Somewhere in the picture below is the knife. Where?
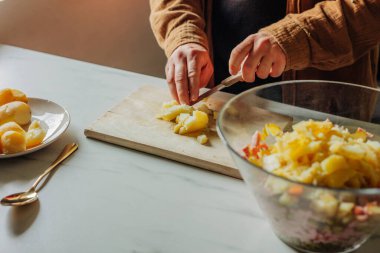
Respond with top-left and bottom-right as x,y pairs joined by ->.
189,73 -> 243,106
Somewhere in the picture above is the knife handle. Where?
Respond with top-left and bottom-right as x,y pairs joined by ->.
221,73 -> 243,87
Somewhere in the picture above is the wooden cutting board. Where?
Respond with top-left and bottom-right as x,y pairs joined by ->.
84,85 -> 242,178
84,85 -> 290,179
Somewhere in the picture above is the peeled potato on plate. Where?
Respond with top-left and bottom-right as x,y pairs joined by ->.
0,88 -> 28,106
0,101 -> 31,125
0,88 -> 47,154
0,122 -> 26,153
0,121 -> 26,135
26,120 -> 47,148
1,130 -> 26,154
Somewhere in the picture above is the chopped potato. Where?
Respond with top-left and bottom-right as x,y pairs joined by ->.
310,192 -> 339,217
195,103 -> 212,115
176,110 -> 209,134
156,101 -> 193,121
321,155 -> 348,175
175,113 -> 190,124
157,100 -> 214,144
213,111 -> 218,120
197,134 -> 208,145
243,119 -> 380,188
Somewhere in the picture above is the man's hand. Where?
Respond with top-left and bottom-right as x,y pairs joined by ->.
166,43 -> 213,104
229,32 -> 286,82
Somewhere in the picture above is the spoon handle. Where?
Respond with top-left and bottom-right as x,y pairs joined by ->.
30,143 -> 79,190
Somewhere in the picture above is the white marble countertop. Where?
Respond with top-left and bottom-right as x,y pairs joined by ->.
0,45 -> 379,253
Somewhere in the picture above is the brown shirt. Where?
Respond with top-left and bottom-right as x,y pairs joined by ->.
149,0 -> 380,87
212,0 -> 286,94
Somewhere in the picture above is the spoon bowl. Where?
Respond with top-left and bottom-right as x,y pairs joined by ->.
1,189 -> 38,206
1,143 -> 78,207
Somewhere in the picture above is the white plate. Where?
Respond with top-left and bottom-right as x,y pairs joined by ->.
0,98 -> 70,158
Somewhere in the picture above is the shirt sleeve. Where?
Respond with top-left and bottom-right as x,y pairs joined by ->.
260,0 -> 380,71
149,0 -> 209,57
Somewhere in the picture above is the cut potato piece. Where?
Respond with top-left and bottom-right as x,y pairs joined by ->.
0,88 -> 28,106
0,121 -> 25,136
321,155 -> 348,175
176,110 -> 208,134
158,100 -> 215,144
175,113 -> 190,124
26,120 -> 47,148
1,130 -> 26,154
0,101 -> 31,125
195,103 -> 212,115
157,104 -> 193,121
197,134 -> 208,145
0,88 -> 48,154
0,122 -> 26,153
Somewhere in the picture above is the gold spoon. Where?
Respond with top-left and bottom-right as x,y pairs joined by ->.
1,143 -> 78,206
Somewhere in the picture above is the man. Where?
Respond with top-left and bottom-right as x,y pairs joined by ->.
149,0 -> 380,107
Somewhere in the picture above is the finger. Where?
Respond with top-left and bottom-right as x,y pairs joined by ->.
270,52 -> 286,78
200,61 -> 214,88
241,49 -> 256,83
256,55 -> 273,79
270,61 -> 285,78
229,35 -> 256,75
166,63 -> 179,102
241,47 -> 264,83
241,39 -> 270,82
187,57 -> 201,102
175,61 -> 190,105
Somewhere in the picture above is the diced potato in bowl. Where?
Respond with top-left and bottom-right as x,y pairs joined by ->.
216,80 -> 380,253
242,119 -> 380,189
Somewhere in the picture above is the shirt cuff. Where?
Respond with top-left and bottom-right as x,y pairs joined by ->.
260,15 -> 311,71
164,22 -> 209,57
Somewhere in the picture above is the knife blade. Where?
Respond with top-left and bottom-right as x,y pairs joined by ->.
189,73 -> 242,106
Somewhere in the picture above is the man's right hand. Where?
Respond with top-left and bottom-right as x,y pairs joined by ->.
165,43 -> 214,105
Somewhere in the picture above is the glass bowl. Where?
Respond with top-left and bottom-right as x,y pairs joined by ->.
217,80 -> 380,253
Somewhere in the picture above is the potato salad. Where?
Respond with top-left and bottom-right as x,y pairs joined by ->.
243,119 -> 380,188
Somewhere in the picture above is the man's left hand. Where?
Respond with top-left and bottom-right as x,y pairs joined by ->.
229,32 -> 286,82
